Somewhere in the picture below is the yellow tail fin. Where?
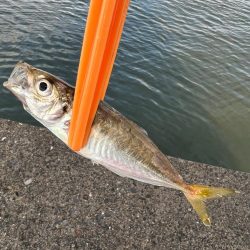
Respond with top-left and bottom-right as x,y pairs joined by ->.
184,184 -> 238,226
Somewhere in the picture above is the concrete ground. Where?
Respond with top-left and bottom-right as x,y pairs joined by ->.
0,119 -> 249,249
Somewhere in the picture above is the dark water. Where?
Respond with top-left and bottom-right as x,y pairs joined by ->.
0,0 -> 249,172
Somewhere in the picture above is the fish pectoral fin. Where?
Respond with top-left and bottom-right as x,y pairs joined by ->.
184,184 -> 238,226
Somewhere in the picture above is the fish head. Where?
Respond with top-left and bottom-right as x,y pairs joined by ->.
3,62 -> 74,128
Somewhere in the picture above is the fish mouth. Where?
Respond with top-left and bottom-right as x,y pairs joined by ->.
3,62 -> 31,107
3,80 -> 28,108
4,61 -> 30,89
3,81 -> 15,89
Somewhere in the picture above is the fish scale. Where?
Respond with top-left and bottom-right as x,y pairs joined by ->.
83,126 -> 166,184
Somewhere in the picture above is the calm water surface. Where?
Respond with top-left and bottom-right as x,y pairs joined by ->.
0,0 -> 249,171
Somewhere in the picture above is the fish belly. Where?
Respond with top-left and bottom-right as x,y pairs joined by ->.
79,134 -> 179,189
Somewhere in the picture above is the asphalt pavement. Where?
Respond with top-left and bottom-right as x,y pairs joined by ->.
0,119 -> 249,249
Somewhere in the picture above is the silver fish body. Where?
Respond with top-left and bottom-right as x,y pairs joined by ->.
4,62 -> 184,190
3,62 -> 236,226
80,102 -> 184,190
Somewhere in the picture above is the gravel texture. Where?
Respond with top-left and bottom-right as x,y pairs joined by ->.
0,119 -> 249,249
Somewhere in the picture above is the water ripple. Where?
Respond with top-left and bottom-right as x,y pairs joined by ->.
0,0 -> 250,171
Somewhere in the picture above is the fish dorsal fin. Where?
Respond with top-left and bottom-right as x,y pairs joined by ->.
98,102 -> 149,136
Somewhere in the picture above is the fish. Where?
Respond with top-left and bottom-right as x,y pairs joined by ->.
3,62 -> 237,226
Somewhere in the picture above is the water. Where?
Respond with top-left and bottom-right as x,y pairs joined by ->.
0,0 -> 249,172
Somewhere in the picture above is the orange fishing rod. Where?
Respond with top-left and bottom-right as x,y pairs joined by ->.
68,0 -> 130,151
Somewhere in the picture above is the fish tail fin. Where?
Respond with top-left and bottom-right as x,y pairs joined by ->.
184,184 -> 238,226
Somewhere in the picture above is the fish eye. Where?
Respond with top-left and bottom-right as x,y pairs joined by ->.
39,81 -> 48,91
36,79 -> 52,97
